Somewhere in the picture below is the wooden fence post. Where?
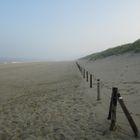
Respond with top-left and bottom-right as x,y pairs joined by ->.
76,62 -> 79,70
97,79 -> 100,100
86,71 -> 88,82
83,69 -> 85,79
117,93 -> 139,137
107,94 -> 113,120
80,66 -> 82,74
78,64 -> 80,71
90,74 -> 92,88
79,66 -> 81,73
110,87 -> 118,130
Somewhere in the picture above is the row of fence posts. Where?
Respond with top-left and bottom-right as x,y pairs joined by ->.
76,62 -> 139,137
76,62 -> 100,101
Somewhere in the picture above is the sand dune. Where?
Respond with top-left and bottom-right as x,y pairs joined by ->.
0,60 -> 139,139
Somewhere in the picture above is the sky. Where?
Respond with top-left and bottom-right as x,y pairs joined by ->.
0,0 -> 140,61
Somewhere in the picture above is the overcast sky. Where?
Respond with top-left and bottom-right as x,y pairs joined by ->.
0,0 -> 140,61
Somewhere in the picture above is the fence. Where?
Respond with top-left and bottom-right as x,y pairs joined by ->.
76,61 -> 139,137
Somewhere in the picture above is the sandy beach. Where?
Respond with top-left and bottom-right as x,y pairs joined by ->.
0,59 -> 139,140
78,52 -> 140,139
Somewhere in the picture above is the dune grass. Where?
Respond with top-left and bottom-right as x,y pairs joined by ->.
81,39 -> 140,61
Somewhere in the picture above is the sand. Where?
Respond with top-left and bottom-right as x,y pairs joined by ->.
0,58 -> 139,139
78,52 -> 140,139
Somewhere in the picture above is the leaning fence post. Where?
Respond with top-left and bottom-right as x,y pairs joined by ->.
97,79 -> 100,100
90,74 -> 92,88
110,87 -> 118,130
117,93 -> 139,137
86,71 -> 88,82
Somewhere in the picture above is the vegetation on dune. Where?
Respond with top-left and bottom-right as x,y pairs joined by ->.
81,39 -> 140,61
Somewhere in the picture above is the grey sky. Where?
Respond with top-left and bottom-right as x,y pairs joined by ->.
0,0 -> 140,61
